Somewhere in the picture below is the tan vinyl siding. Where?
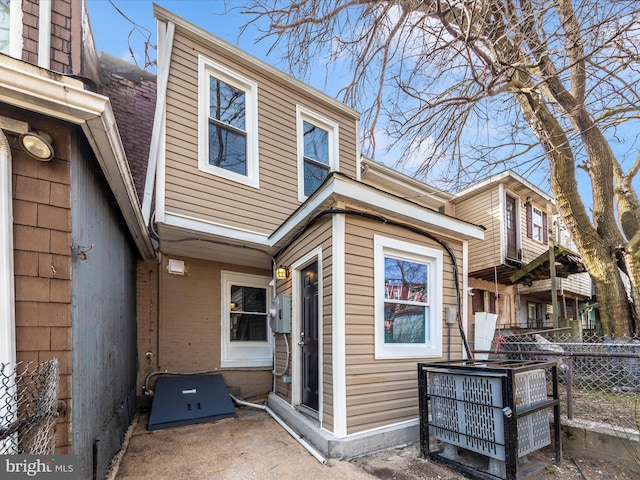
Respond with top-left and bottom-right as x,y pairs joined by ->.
343,215 -> 464,434
163,29 -> 359,234
157,255 -> 272,397
273,217 -> 335,431
519,200 -> 552,263
454,188 -> 501,272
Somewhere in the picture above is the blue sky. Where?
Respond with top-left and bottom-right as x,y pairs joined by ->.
86,1 -> 638,210
88,1 -> 305,84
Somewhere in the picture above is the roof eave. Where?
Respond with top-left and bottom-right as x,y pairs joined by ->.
0,56 -> 155,259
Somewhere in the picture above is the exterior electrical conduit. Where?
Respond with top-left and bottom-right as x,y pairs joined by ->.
229,394 -> 327,465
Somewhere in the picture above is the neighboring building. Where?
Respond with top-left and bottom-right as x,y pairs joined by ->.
0,1 -> 154,478
138,5 -> 483,458
451,171 -> 591,343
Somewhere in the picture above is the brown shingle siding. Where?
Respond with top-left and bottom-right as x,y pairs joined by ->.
52,0 -> 71,17
37,203 -> 71,231
9,111 -> 74,454
14,175 -> 52,204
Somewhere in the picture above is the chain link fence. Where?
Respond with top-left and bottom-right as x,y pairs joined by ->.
1,359 -> 59,455
492,331 -> 640,431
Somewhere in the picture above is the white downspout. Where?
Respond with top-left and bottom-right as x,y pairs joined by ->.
0,128 -> 17,453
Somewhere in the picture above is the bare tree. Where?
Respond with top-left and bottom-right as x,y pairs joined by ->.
243,0 -> 640,336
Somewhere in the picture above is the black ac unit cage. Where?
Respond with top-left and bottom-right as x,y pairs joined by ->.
418,359 -> 561,480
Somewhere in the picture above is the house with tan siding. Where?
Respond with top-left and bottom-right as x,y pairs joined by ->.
139,5 -> 484,458
451,170 -> 592,345
1,1 -> 154,478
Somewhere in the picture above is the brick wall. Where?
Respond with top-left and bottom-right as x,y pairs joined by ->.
21,0 -> 75,74
8,106 -> 73,453
100,57 -> 157,203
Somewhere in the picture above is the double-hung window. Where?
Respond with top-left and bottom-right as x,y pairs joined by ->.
221,271 -> 272,367
526,202 -> 548,244
532,207 -> 544,242
374,235 -> 443,359
297,106 -> 338,201
199,56 -> 259,187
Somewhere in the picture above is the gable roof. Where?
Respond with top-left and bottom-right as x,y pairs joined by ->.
452,170 -> 554,207
153,4 -> 359,120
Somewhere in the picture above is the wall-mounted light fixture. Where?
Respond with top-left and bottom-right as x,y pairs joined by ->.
0,117 -> 55,161
19,131 -> 54,161
275,266 -> 289,280
166,258 -> 187,275
525,196 -> 533,206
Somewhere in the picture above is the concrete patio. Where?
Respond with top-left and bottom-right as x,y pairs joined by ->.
106,402 -> 640,480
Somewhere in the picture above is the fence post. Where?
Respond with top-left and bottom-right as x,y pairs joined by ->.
565,355 -> 573,420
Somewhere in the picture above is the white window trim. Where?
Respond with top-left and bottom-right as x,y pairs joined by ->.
374,235 -> 443,359
296,105 -> 339,202
3,0 -> 23,58
532,206 -> 544,242
220,271 -> 272,367
198,55 -> 259,188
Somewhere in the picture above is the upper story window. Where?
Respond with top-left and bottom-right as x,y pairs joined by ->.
374,235 -> 443,359
532,207 -> 544,242
199,56 -> 259,188
526,202 -> 548,244
297,106 -> 338,201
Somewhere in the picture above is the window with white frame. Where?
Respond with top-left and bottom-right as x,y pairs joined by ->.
0,0 -> 20,57
532,207 -> 544,242
221,271 -> 272,367
374,235 -> 443,359
199,56 -> 259,187
297,106 -> 338,200
0,1 -> 10,54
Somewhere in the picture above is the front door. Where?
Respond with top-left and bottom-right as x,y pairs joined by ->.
300,262 -> 319,411
506,195 -> 518,258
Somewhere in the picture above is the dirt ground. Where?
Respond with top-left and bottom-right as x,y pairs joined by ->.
109,406 -> 640,480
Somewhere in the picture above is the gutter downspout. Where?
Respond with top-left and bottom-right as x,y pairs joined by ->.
0,129 -> 17,453
0,129 -> 16,366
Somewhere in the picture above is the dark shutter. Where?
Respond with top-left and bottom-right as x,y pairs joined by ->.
472,289 -> 484,313
489,292 -> 497,314
526,203 -> 533,238
542,212 -> 548,244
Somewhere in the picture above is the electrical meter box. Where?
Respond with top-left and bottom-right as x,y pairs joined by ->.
272,294 -> 292,333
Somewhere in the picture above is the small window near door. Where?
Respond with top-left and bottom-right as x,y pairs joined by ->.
230,285 -> 268,342
221,271 -> 271,367
374,235 -> 443,359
